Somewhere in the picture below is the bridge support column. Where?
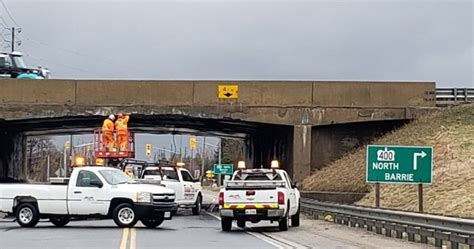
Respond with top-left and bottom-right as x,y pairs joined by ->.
292,125 -> 311,182
0,132 -> 26,182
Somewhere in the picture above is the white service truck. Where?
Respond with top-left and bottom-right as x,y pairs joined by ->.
140,164 -> 203,215
219,163 -> 300,231
0,166 -> 178,228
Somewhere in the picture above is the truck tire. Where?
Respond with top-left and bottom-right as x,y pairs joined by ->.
221,217 -> 232,231
50,216 -> 70,227
16,203 -> 40,227
113,203 -> 138,228
192,195 -> 202,215
141,217 -> 164,228
279,204 -> 290,231
237,219 -> 245,228
291,204 -> 300,227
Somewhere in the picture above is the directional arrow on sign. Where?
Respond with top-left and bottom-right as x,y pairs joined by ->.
224,92 -> 233,98
413,151 -> 427,170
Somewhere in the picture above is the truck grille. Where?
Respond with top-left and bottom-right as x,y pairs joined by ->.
153,193 -> 175,203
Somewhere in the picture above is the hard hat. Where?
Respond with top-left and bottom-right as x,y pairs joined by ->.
109,114 -> 115,120
118,113 -> 123,118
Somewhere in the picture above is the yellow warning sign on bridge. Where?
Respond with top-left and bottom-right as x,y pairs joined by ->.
218,85 -> 239,99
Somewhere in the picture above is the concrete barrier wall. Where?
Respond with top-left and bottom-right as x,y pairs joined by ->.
0,79 -> 75,105
312,81 -> 435,107
75,80 -> 193,106
0,79 -> 435,107
193,81 -> 313,106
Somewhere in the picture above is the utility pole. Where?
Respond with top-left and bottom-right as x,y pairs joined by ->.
11,27 -> 14,52
218,139 -> 222,186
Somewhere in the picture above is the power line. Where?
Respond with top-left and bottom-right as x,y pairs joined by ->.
24,37 -> 151,76
24,53 -> 109,78
0,14 -> 8,27
0,0 -> 19,27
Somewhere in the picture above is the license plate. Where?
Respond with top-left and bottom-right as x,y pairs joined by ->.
245,209 -> 257,215
164,212 -> 171,218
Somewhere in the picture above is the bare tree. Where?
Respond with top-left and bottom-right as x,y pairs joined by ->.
26,137 -> 62,182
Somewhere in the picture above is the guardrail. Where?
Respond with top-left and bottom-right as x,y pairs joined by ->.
436,88 -> 474,105
301,198 -> 474,249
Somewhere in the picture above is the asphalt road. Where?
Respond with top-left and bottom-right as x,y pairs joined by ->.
0,210 -> 275,249
0,209 -> 432,249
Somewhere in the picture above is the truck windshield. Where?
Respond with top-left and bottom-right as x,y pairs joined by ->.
234,172 -> 282,181
99,169 -> 135,185
161,168 -> 179,181
143,169 -> 162,177
11,55 -> 26,68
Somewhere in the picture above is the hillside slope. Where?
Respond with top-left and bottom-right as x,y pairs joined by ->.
302,104 -> 474,217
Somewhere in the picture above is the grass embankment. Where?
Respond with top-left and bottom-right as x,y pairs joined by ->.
303,104 -> 474,217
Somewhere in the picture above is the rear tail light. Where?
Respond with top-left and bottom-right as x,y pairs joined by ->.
278,191 -> 285,205
246,190 -> 255,196
219,192 -> 224,206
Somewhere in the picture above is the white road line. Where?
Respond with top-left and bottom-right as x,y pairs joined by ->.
130,228 -> 137,249
204,211 -> 307,249
119,228 -> 129,249
259,231 -> 310,249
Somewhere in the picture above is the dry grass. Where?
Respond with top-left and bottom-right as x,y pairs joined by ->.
302,104 -> 474,217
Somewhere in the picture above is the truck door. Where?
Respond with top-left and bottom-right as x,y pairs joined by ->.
180,169 -> 197,203
68,170 -> 108,215
283,171 -> 297,215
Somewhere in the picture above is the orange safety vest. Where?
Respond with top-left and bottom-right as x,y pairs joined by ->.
102,119 -> 114,134
115,116 -> 129,136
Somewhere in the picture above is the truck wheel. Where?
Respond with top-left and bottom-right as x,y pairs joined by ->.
50,216 -> 70,227
221,217 -> 232,231
113,203 -> 138,228
141,217 -> 164,228
16,203 -> 40,227
192,195 -> 202,215
291,204 -> 300,227
279,205 -> 290,231
237,219 -> 245,228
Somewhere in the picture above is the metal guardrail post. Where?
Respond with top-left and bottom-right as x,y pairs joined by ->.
454,88 -> 458,103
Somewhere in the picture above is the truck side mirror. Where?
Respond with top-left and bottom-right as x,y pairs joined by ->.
90,179 -> 103,188
292,182 -> 301,189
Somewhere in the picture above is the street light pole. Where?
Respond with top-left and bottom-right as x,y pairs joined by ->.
218,139 -> 222,186
201,137 -> 206,182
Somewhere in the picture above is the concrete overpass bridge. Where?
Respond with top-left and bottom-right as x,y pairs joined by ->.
0,79 -> 436,182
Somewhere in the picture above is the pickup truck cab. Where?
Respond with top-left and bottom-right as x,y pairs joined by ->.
0,166 -> 177,228
219,163 -> 300,231
140,164 -> 203,215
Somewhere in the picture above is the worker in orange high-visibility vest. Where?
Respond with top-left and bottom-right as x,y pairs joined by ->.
115,113 -> 130,152
102,114 -> 116,151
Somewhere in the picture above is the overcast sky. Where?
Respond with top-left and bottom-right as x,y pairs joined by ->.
0,0 -> 471,87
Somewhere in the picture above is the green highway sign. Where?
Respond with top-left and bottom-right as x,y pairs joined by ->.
366,145 -> 433,184
212,164 -> 234,175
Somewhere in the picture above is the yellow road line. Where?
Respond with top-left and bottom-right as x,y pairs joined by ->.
130,228 -> 137,249
119,228 -> 129,249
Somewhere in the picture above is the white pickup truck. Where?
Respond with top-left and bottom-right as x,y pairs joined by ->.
219,167 -> 300,231
140,164 -> 203,215
0,166 -> 178,228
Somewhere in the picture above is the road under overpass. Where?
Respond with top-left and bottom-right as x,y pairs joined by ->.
0,79 -> 436,182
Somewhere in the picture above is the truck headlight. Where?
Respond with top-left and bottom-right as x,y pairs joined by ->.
136,192 -> 152,203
